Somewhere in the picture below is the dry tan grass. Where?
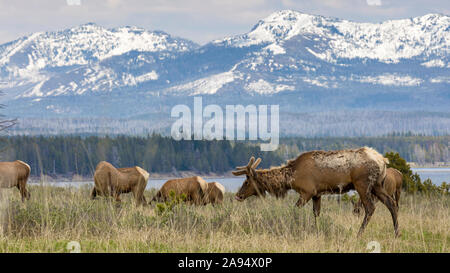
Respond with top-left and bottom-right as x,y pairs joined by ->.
0,184 -> 448,253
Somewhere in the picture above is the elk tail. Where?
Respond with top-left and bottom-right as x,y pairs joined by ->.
379,160 -> 388,185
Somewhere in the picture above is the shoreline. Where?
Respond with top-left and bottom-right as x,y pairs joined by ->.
408,162 -> 450,168
29,171 -> 237,183
28,165 -> 450,183
29,166 -> 450,183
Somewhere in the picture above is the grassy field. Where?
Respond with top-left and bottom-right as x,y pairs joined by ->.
0,184 -> 448,253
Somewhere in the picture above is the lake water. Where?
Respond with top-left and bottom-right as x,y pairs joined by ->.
30,177 -> 246,192
30,168 -> 449,192
412,168 -> 450,186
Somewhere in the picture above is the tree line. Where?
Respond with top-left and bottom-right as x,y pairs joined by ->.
281,135 -> 449,164
0,135 -> 283,177
0,134 -> 448,180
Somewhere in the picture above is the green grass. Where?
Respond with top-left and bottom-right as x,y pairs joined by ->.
0,185 -> 448,253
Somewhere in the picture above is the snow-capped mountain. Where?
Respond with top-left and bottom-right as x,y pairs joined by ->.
0,23 -> 196,68
0,10 -> 449,120
0,23 -> 198,97
218,11 -> 448,61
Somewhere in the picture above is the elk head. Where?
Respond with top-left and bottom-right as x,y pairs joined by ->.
232,156 -> 264,201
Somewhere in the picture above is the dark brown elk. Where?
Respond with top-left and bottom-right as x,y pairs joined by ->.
91,161 -> 149,206
0,160 -> 31,202
232,147 -> 400,237
204,182 -> 225,205
150,176 -> 207,205
353,167 -> 403,215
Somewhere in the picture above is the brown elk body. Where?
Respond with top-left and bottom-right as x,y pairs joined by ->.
204,182 -> 225,205
0,160 -> 31,202
232,147 -> 400,237
151,176 -> 207,205
91,161 -> 149,206
353,168 -> 403,215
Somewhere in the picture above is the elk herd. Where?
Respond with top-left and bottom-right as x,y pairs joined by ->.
0,146 -> 403,237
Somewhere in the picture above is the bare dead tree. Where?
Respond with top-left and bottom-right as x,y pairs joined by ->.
0,91 -> 17,133
0,118 -> 17,132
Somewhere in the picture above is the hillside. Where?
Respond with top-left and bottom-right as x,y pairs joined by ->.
0,10 -> 448,136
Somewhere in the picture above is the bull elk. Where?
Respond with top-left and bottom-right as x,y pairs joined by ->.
353,167 -> 403,215
232,147 -> 400,237
0,160 -> 31,202
91,161 -> 149,206
150,176 -> 208,205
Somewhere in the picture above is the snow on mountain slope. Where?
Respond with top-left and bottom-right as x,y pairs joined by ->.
0,23 -> 198,96
165,71 -> 240,96
0,10 -> 448,116
216,10 -> 449,63
0,23 -> 198,98
0,23 -> 197,68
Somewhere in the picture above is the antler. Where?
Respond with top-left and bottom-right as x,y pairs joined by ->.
252,158 -> 261,169
234,156 -> 255,170
232,170 -> 247,176
232,156 -> 262,176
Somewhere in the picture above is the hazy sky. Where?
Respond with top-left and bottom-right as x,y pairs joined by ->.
0,0 -> 448,45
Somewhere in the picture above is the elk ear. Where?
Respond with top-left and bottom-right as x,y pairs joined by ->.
232,170 -> 247,176
252,158 -> 261,169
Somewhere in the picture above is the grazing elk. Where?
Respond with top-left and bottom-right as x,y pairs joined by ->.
91,161 -> 149,206
204,182 -> 226,205
150,176 -> 207,205
353,167 -> 403,215
232,147 -> 400,237
0,160 -> 31,202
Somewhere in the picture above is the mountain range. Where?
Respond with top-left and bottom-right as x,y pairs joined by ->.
0,10 -> 449,136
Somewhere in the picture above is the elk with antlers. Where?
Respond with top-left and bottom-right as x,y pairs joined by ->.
232,147 -> 400,237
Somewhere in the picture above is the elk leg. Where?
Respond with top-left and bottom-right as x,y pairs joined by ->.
394,189 -> 401,208
113,190 -> 121,202
141,195 -> 147,206
132,188 -> 139,206
133,188 -> 146,207
312,196 -> 321,230
312,196 -> 321,217
358,195 -> 375,237
295,196 -> 306,207
149,192 -> 162,205
91,187 -> 97,199
295,191 -> 312,208
295,191 -> 314,227
352,198 -> 363,216
354,180 -> 376,237
19,186 -> 25,202
17,182 -> 29,202
21,188 -> 28,202
372,184 -> 400,237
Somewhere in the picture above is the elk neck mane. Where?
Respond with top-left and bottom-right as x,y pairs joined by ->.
255,159 -> 296,198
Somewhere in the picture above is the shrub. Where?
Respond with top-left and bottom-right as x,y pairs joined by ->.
384,152 -> 448,195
